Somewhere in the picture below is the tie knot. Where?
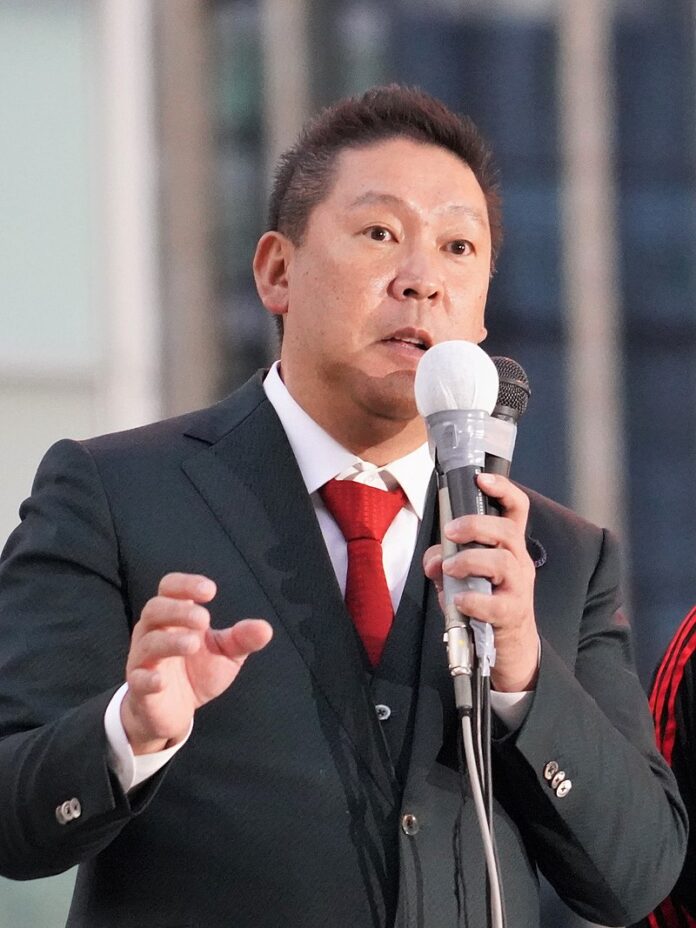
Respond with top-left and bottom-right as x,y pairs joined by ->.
320,478 -> 408,543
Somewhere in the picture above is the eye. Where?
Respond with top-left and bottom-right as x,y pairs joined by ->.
364,226 -> 394,242
447,239 -> 474,256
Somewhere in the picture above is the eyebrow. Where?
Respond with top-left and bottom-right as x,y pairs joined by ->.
347,191 -> 487,226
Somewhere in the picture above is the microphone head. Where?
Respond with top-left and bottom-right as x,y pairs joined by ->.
414,341 -> 499,417
491,356 -> 531,420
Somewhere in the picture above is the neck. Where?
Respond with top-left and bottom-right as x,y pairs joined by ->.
278,367 -> 427,465
327,415 -> 427,466
301,398 -> 427,465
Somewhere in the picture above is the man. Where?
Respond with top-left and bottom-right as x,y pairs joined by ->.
639,608 -> 696,927
0,85 -> 686,927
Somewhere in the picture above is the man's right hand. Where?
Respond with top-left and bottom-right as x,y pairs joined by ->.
121,573 -> 273,755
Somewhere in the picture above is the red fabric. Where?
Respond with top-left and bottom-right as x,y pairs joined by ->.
650,606 -> 696,764
645,606 -> 696,928
648,894 -> 696,927
320,478 -> 407,666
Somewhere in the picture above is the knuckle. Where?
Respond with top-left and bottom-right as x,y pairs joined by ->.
496,520 -> 516,547
158,572 -> 182,592
451,515 -> 473,537
137,632 -> 159,660
160,598 -> 203,624
487,597 -> 505,623
140,597 -> 174,625
128,667 -> 149,691
139,597 -> 161,621
190,603 -> 209,623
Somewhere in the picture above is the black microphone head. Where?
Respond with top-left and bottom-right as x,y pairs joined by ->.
491,356 -> 531,421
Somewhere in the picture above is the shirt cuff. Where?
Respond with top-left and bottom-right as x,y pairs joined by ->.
104,683 -> 192,793
489,689 -> 533,732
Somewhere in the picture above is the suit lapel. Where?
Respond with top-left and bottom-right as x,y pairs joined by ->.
403,492 -> 455,786
181,380 -> 397,803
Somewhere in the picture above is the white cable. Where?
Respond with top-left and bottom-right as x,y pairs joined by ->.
461,715 -> 505,928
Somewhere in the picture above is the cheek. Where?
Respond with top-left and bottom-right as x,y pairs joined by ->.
475,283 -> 489,309
320,262 -> 388,322
448,281 -> 488,334
325,238 -> 395,288
288,244 -> 393,342
461,270 -> 490,308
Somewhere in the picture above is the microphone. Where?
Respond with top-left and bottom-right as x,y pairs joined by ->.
414,340 -> 499,680
415,342 -> 508,926
414,340 -> 498,541
484,357 -> 531,518
485,357 -> 531,479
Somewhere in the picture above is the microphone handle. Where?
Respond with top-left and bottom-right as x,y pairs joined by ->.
442,464 -> 496,676
483,453 -> 511,517
445,463 -> 491,595
447,464 -> 488,521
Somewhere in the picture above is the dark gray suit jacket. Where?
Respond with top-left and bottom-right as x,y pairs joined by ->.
0,374 -> 686,927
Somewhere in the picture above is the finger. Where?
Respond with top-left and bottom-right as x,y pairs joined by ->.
444,514 -> 524,554
443,548 -> 516,588
452,590 -> 510,626
157,573 -> 217,602
476,473 -> 530,527
206,619 -> 273,663
130,628 -> 201,668
139,598 -> 211,632
453,588 -> 535,629
423,545 -> 443,581
128,666 -> 165,697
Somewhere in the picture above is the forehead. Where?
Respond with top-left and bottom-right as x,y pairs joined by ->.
324,137 -> 488,215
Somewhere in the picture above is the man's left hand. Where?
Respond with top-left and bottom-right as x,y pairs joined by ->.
423,473 -> 539,693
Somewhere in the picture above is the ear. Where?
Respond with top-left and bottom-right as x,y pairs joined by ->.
253,231 -> 294,317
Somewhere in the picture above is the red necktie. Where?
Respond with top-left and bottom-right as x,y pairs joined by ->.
320,478 -> 408,667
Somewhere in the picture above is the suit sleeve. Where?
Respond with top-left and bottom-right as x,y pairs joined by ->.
0,439 -> 164,879
639,608 -> 696,927
493,527 -> 688,926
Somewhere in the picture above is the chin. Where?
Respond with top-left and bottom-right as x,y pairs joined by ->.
362,370 -> 420,422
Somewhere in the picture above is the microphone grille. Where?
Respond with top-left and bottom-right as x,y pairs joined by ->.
414,341 -> 499,416
492,356 -> 531,416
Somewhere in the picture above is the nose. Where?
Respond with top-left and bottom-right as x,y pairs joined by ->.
390,250 -> 442,303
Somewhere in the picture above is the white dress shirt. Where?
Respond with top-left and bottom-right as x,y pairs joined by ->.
106,362 -> 530,791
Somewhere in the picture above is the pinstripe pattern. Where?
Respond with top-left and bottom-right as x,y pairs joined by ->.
646,608 -> 696,927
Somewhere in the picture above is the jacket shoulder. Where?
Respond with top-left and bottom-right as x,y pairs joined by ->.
81,372 -> 268,461
525,485 -> 607,545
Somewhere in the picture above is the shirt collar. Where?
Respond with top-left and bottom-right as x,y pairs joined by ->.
263,361 -> 432,519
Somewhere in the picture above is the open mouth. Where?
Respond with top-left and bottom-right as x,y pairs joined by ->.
383,330 -> 432,352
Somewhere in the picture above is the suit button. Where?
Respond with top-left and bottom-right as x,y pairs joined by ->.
556,779 -> 572,798
401,813 -> 419,836
543,761 -> 559,781
55,798 -> 81,825
375,704 -> 391,721
551,771 -> 566,790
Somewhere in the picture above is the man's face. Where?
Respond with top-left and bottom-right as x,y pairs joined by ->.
259,137 -> 493,439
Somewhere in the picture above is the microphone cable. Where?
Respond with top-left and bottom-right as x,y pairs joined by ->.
438,478 -> 505,928
416,343 -> 530,928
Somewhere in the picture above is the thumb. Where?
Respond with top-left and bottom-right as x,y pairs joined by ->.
207,618 -> 273,662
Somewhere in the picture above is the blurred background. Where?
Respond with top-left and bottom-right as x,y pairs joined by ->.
1,0 -> 694,925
